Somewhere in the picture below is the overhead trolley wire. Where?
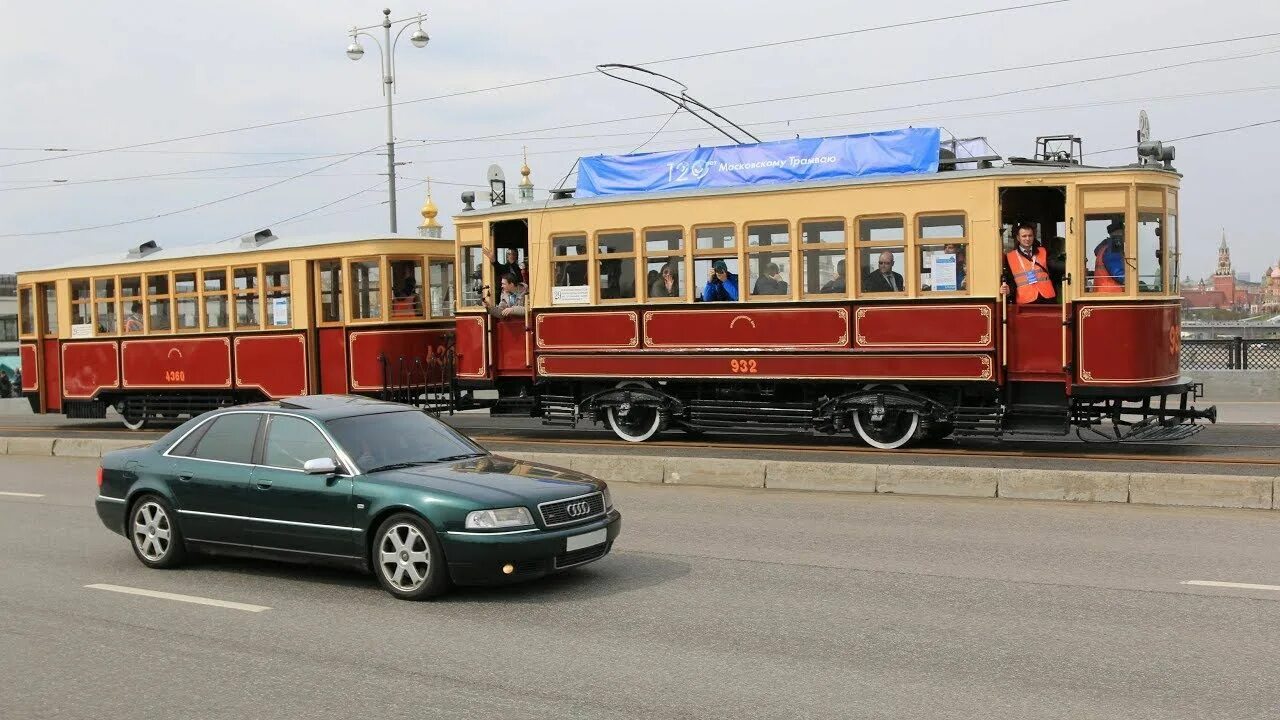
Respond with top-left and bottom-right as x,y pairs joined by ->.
0,146 -> 381,238
0,1 -> 1070,168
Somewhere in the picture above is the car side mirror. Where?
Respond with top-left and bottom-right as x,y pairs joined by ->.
303,457 -> 339,475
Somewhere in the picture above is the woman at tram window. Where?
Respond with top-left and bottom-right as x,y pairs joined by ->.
650,261 -> 680,298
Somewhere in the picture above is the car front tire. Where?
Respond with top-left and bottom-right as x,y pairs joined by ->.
372,513 -> 450,601
128,494 -> 187,569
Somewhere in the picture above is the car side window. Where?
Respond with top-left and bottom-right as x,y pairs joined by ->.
264,415 -> 334,471
190,414 -> 262,464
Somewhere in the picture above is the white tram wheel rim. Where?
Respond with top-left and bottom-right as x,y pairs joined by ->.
120,409 -> 147,432
852,383 -> 917,450
606,381 -> 662,443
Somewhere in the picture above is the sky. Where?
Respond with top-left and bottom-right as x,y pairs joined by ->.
2,0 -> 1278,280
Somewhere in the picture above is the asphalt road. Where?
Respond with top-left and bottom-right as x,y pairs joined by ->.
3,456 -> 1280,719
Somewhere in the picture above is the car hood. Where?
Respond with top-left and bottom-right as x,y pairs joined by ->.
369,455 -> 603,506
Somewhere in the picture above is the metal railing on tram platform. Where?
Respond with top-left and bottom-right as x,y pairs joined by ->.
1181,338 -> 1280,370
378,345 -> 457,416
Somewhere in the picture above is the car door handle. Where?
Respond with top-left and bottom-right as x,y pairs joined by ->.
254,480 -> 273,490
177,473 -> 193,482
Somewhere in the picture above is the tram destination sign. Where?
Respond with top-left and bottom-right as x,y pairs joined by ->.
576,127 -> 941,198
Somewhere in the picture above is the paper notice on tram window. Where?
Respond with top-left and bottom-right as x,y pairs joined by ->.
271,297 -> 290,326
70,324 -> 94,339
552,285 -> 591,305
932,254 -> 958,291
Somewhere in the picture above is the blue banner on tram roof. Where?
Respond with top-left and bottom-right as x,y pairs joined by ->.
575,127 -> 941,198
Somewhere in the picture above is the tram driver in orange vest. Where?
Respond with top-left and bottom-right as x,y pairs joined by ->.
1000,222 -> 1062,304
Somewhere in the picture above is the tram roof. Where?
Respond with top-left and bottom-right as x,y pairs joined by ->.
456,162 -> 1180,220
17,231 -> 451,275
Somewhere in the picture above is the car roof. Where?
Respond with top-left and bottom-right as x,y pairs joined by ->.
230,395 -> 417,422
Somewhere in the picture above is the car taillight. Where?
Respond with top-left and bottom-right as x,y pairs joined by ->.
96,467 -> 104,489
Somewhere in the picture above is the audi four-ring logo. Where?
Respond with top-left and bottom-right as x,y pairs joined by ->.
565,501 -> 592,517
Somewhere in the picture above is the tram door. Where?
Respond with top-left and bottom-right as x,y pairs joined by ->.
1000,186 -> 1071,386
488,219 -> 532,378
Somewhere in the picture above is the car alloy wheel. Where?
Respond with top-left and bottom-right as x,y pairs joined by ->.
372,514 -> 448,600
128,495 -> 186,568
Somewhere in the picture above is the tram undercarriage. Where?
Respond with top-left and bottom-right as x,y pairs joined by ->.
521,378 -> 1217,448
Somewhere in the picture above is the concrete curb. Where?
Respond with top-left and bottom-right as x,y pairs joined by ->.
6,439 -> 1278,511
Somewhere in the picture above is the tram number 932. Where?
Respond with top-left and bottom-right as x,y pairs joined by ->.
729,358 -> 758,374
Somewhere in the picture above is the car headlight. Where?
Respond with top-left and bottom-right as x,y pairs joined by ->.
465,507 -> 534,530
602,486 -> 613,510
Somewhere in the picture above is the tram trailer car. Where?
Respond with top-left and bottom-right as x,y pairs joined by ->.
16,231 -> 461,430
449,127 -> 1215,448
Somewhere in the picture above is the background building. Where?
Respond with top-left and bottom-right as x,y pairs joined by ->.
1181,233 -> 1269,313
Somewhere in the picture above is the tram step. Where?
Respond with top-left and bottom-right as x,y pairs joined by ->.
539,395 -> 578,427
950,406 -> 1004,438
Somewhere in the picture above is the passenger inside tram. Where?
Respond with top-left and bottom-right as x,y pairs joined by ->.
483,272 -> 526,320
701,259 -> 739,301
650,261 -> 680,298
863,251 -> 904,293
819,260 -> 847,293
751,262 -> 789,296
1091,219 -> 1126,292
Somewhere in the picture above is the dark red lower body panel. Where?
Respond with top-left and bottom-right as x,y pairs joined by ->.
537,353 -> 994,382
235,334 -> 308,398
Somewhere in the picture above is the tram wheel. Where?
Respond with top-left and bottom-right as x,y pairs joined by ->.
850,383 -> 918,450
119,404 -> 148,432
606,381 -> 663,443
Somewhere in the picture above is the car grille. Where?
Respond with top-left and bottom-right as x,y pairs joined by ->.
554,542 -> 610,569
538,492 -> 606,527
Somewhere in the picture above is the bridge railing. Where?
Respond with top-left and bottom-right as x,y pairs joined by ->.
1181,338 -> 1280,370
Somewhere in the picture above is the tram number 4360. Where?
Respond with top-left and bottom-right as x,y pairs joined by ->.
164,370 -> 186,382
729,359 -> 758,374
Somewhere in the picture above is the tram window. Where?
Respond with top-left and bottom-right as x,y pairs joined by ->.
918,215 -> 966,239
317,261 -> 342,323
147,274 -> 171,333
1168,214 -> 1179,293
264,263 -> 291,327
857,216 -> 905,242
70,279 -> 91,328
174,272 -> 199,331
645,228 -> 683,254
647,257 -> 684,299
551,235 -> 589,304
120,276 -> 144,333
94,278 -> 118,334
202,269 -> 229,330
919,244 -> 966,292
460,246 -> 484,308
390,258 -> 425,319
694,257 -> 739,302
695,225 -> 735,251
799,220 -> 846,296
18,287 -> 34,336
746,252 -> 790,298
429,259 -> 454,317
351,259 -> 382,320
597,231 -> 635,301
1137,212 -> 1164,294
1084,213 -> 1126,294
39,284 -> 58,336
233,266 -> 261,329
858,247 -> 906,294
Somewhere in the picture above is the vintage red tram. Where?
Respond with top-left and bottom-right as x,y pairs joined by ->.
448,128 -> 1215,447
16,230 -> 458,429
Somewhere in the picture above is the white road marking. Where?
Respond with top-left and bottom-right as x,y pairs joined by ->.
0,491 -> 44,498
1181,580 -> 1280,592
84,583 -> 272,612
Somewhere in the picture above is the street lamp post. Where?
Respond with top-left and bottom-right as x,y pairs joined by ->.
346,8 -> 429,233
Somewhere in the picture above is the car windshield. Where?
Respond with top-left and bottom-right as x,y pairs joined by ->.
326,410 -> 485,472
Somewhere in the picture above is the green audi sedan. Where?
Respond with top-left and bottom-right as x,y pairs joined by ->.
94,395 -> 621,600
